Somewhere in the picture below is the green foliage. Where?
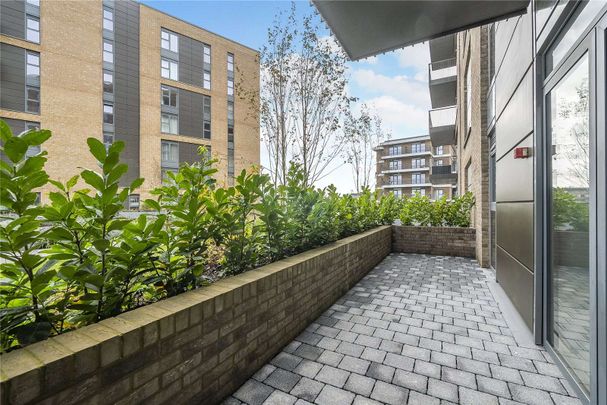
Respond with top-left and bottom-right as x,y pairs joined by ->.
399,192 -> 475,227
0,121 -> 476,351
552,188 -> 588,231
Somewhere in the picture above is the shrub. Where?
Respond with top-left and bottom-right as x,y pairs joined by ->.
399,192 -> 475,227
0,121 -> 475,351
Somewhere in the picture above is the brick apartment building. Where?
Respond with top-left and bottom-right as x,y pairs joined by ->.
374,135 -> 456,200
0,0 -> 260,204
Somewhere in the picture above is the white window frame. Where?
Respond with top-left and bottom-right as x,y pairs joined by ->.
103,71 -> 113,94
26,15 -> 39,43
435,189 -> 445,199
161,141 -> 179,166
203,71 -> 211,90
466,57 -> 472,132
103,8 -> 114,32
203,45 -> 211,64
26,52 -> 39,80
161,29 -> 179,52
161,113 -> 178,134
103,41 -> 114,63
161,58 -> 178,81
227,53 -> 234,72
227,78 -> 234,96
161,85 -> 178,107
103,104 -> 114,125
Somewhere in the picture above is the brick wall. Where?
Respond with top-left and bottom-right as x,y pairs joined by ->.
0,226 -> 392,405
392,225 -> 476,258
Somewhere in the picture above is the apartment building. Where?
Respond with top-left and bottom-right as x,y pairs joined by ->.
315,1 -> 607,402
0,0 -> 260,204
374,135 -> 456,200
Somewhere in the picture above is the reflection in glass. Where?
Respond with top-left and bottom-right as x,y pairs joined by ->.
548,55 -> 590,393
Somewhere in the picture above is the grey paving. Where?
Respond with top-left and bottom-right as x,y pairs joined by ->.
225,253 -> 581,405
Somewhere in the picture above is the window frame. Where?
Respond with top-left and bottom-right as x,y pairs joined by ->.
161,112 -> 179,135
103,71 -> 114,94
161,85 -> 178,108
103,40 -> 114,64
26,15 -> 40,43
103,8 -> 114,32
103,103 -> 114,125
161,58 -> 178,81
161,29 -> 179,53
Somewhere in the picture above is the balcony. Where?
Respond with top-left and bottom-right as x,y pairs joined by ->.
430,34 -> 456,63
380,166 -> 430,175
380,149 -> 432,160
429,106 -> 456,146
430,164 -> 458,184
429,58 -> 456,108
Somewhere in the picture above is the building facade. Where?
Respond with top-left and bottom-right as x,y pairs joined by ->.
316,1 -> 607,402
374,135 -> 456,200
0,0 -> 260,204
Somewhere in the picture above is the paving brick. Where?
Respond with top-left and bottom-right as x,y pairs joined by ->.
414,360 -> 441,379
234,380 -> 274,405
477,375 -> 511,399
315,365 -> 350,388
407,390 -> 440,405
336,342 -> 364,358
264,390 -> 298,405
338,356 -> 370,375
294,344 -> 324,361
520,371 -> 566,394
383,353 -> 415,371
509,383 -> 554,405
498,354 -> 537,373
317,351 -> 344,367
457,357 -> 491,377
272,353 -> 303,371
344,373 -> 375,397
471,348 -> 499,365
361,347 -> 386,363
489,364 -> 523,385
401,344 -> 430,361
352,395 -> 382,405
294,360 -> 323,379
366,362 -> 395,383
419,337 -> 442,352
459,386 -> 499,405
314,384 -> 355,405
550,393 -> 583,405
253,364 -> 277,382
265,369 -> 302,392
290,377 -> 324,402
442,367 -> 477,389
393,369 -> 428,393
427,378 -> 459,402
370,381 -> 409,405
442,342 -> 472,358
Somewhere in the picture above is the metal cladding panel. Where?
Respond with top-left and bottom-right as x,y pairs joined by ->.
178,88 -> 204,139
0,43 -> 26,112
497,201 -> 534,270
496,135 -> 534,202
312,0 -> 529,60
429,79 -> 457,109
179,141 -> 201,165
496,246 -> 534,329
113,0 -> 140,185
495,70 -> 533,160
0,1 -> 25,39
178,35 -> 204,88
429,34 -> 456,62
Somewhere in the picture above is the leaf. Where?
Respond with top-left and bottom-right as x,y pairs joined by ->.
130,177 -> 144,190
21,129 -> 51,146
87,137 -> 107,162
144,199 -> 161,211
81,170 -> 105,191
3,136 -> 28,163
0,119 -> 12,143
66,175 -> 79,190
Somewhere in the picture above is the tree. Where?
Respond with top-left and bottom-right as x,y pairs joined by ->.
343,105 -> 390,193
241,4 -> 353,187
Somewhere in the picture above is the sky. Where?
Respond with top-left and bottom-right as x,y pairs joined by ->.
141,0 -> 431,193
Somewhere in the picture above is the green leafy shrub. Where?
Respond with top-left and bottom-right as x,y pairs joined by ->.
0,121 -> 475,351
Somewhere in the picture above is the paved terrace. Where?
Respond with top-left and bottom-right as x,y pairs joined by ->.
224,253 -> 581,405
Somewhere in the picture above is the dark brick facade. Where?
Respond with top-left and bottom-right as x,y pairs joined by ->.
392,225 -> 476,258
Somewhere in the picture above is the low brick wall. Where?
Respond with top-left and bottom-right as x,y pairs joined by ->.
392,225 -> 476,258
0,226 -> 392,405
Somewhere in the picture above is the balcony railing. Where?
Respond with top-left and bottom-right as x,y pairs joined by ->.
429,58 -> 457,82
430,164 -> 458,185
429,106 -> 456,146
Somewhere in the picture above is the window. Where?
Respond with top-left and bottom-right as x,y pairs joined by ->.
161,113 -> 178,134
412,143 -> 425,153
227,101 -> 234,122
161,58 -> 178,80
103,71 -> 113,94
26,52 -> 39,82
103,41 -> 113,63
465,161 -> 473,192
203,45 -> 211,64
161,140 -> 179,168
435,159 -> 444,166
103,132 -> 114,147
203,71 -> 211,90
161,85 -> 178,107
412,159 -> 425,169
227,78 -> 234,96
389,160 -> 401,170
203,96 -> 211,139
128,194 -> 140,210
412,188 -> 425,196
26,0 -> 40,6
26,16 -> 39,43
389,175 -> 402,185
435,146 -> 444,155
393,189 -> 403,198
227,53 -> 234,72
103,8 -> 114,32
466,57 -> 472,132
388,146 -> 401,156
26,86 -> 39,113
435,189 -> 445,199
103,104 -> 114,124
161,29 -> 178,52
412,173 -> 425,184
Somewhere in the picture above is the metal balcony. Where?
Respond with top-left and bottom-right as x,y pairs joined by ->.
429,58 -> 457,108
430,164 -> 458,185
430,34 -> 456,63
429,106 -> 456,146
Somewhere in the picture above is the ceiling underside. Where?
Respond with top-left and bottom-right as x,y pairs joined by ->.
313,0 -> 529,61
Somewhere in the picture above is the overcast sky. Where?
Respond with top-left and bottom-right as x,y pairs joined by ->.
142,0 -> 431,193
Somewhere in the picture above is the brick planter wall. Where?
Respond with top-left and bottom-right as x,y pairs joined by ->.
0,226 -> 391,405
392,225 -> 476,258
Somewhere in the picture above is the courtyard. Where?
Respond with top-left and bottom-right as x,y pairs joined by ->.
227,254 -> 581,405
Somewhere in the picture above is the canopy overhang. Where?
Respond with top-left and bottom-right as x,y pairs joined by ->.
312,0 -> 529,61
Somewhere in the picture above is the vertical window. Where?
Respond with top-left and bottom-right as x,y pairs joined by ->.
161,113 -> 178,134
435,145 -> 443,155
103,41 -> 114,63
203,45 -> 211,89
103,132 -> 114,148
435,159 -> 444,166
203,96 -> 211,139
227,79 -> 234,96
466,57 -> 472,132
161,29 -> 179,52
161,85 -> 178,107
161,141 -> 179,180
435,189 -> 444,199
227,101 -> 234,122
161,58 -> 178,81
26,87 -> 40,113
393,189 -> 402,198
103,8 -> 114,32
26,15 -> 40,43
26,52 -> 40,82
26,0 -> 40,6
227,53 -> 234,72
465,161 -> 473,192
103,71 -> 114,94
389,146 -> 401,156
103,104 -> 114,124
128,194 -> 140,210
